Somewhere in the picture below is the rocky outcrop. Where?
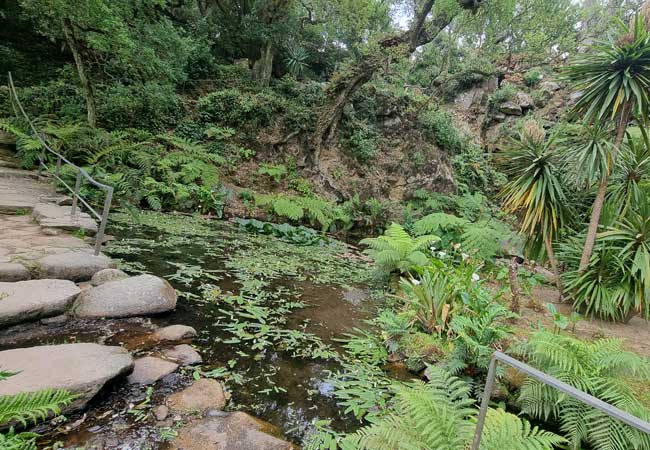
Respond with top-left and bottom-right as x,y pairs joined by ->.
515,92 -> 534,110
37,251 -> 115,281
127,356 -> 178,385
168,412 -> 295,450
0,343 -> 133,414
499,101 -> 523,116
167,379 -> 227,413
74,274 -> 177,318
540,80 -> 561,93
0,279 -> 80,327
90,268 -> 128,286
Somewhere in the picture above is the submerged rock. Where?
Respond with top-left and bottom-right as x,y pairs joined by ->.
168,412 -> 295,450
0,343 -> 133,415
127,356 -> 178,385
74,274 -> 177,318
167,379 -> 227,413
90,268 -> 128,286
154,325 -> 197,342
37,251 -> 115,281
162,344 -> 202,366
0,279 -> 80,327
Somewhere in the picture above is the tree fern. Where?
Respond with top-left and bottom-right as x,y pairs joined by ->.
412,212 -> 469,235
518,331 -> 650,450
360,223 -> 440,275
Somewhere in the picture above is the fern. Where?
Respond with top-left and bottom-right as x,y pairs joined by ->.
0,428 -> 38,450
518,331 -> 650,450
413,212 -> 469,235
360,223 -> 440,275
339,367 -> 564,450
0,389 -> 78,426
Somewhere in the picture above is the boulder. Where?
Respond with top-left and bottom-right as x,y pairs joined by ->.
515,92 -> 534,110
127,356 -> 178,385
0,343 -> 133,414
162,344 -> 202,366
0,262 -> 30,282
568,90 -> 583,106
37,251 -> 115,281
90,268 -> 128,286
540,80 -> 561,93
0,279 -> 80,327
167,379 -> 227,413
74,275 -> 177,318
499,101 -> 522,116
154,325 -> 198,342
169,412 -> 295,450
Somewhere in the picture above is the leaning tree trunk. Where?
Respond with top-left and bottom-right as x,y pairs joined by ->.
311,0 -> 463,166
578,101 -> 633,271
62,18 -> 96,128
543,231 -> 563,297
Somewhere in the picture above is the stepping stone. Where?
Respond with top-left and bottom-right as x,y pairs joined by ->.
0,262 -> 30,282
0,343 -> 133,416
37,251 -> 114,281
170,412 -> 294,450
90,268 -> 128,286
167,379 -> 226,413
162,344 -> 202,366
0,279 -> 80,327
32,203 -> 98,235
127,356 -> 178,385
73,275 -> 177,318
154,325 -> 197,342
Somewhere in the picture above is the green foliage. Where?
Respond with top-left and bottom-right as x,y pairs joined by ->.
488,83 -> 517,108
346,121 -> 379,162
0,389 -> 77,426
338,367 -> 564,450
418,107 -> 464,154
257,163 -> 288,183
197,88 -> 285,128
254,193 -> 351,231
0,428 -> 38,450
285,45 -> 310,78
519,330 -> 650,450
360,223 -> 440,275
235,218 -> 327,246
523,68 -> 543,87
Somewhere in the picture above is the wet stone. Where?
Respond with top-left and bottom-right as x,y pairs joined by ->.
162,344 -> 202,366
167,379 -> 227,413
127,356 -> 178,385
37,251 -> 115,281
154,324 -> 197,342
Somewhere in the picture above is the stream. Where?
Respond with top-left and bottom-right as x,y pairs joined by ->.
4,211 -> 378,449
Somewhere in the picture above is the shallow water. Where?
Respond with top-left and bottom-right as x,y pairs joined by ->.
27,214 -> 375,448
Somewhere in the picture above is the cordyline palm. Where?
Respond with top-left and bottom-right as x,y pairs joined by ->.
564,9 -> 650,271
500,122 -> 567,293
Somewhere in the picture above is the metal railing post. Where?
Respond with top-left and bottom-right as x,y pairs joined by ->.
55,157 -> 61,177
71,171 -> 82,220
470,355 -> 497,450
93,187 -> 113,256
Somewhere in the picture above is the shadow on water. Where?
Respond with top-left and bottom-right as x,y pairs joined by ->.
19,216 -> 376,448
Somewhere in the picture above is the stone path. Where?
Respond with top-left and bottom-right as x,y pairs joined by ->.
0,146 -> 108,281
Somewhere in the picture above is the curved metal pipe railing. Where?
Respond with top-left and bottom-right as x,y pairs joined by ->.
7,72 -> 113,255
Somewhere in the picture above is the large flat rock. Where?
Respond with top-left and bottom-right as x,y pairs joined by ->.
0,279 -> 80,327
167,379 -> 225,413
73,274 -> 177,318
0,343 -> 133,415
37,251 -> 114,281
127,356 -> 178,385
32,203 -> 98,235
169,412 -> 295,450
0,262 -> 30,282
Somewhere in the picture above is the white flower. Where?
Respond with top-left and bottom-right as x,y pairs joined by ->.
461,253 -> 469,261
412,279 -> 421,285
437,251 -> 447,258
471,273 -> 480,282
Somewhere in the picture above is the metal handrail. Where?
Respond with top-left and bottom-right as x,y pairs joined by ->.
471,351 -> 650,450
7,72 -> 113,256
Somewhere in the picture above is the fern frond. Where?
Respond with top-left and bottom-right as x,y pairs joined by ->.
0,389 -> 77,426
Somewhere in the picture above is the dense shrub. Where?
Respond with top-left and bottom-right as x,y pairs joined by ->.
197,88 -> 285,128
418,107 -> 464,154
346,121 -> 379,162
488,83 -> 517,108
97,82 -> 183,131
9,80 -> 84,119
523,68 -> 543,87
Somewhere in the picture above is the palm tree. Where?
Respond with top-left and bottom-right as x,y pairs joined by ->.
500,121 -> 567,294
564,10 -> 650,271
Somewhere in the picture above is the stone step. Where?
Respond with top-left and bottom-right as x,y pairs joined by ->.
0,343 -> 133,418
36,251 -> 114,281
0,167 -> 39,179
0,279 -> 80,327
32,203 -> 98,235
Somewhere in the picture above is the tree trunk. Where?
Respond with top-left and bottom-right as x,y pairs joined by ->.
311,0 -> 462,164
508,256 -> 521,314
578,101 -> 632,271
544,232 -> 563,297
252,41 -> 274,86
62,18 -> 96,127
